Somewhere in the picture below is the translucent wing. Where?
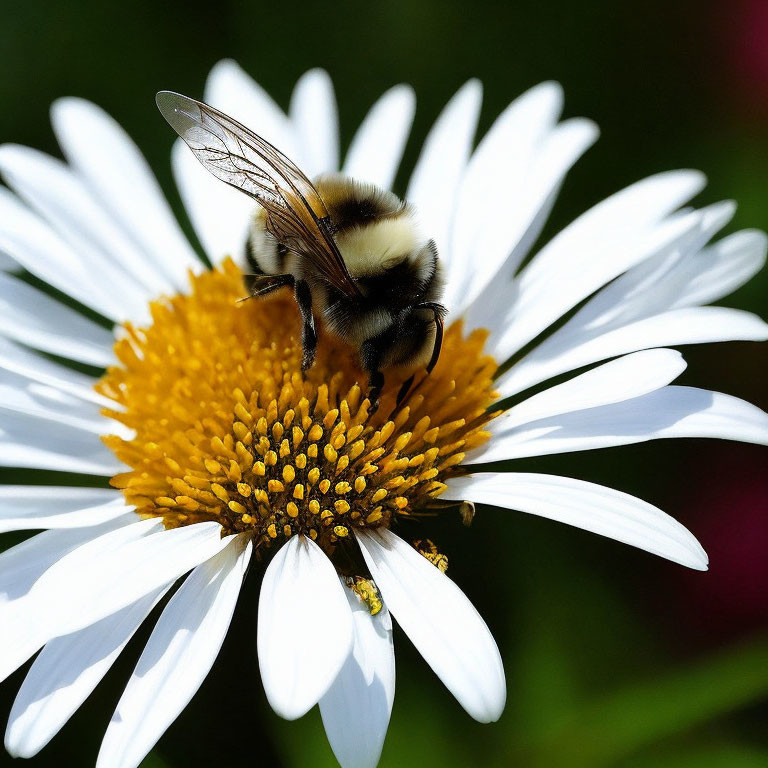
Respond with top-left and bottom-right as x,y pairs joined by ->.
156,90 -> 360,297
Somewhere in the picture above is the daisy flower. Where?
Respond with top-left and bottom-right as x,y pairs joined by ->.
0,60 -> 767,768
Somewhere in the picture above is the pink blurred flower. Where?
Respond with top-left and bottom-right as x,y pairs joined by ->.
676,444 -> 768,638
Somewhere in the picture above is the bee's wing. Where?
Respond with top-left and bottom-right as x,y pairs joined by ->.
156,91 -> 361,298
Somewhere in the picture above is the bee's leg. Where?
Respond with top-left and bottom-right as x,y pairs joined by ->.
294,279 -> 318,372
243,273 -> 294,298
396,374 -> 415,406
360,338 -> 386,414
366,369 -> 384,415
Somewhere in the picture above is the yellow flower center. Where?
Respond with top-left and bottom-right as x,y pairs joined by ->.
97,260 -> 498,557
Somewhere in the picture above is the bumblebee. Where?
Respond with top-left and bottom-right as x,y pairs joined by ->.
156,91 -> 445,406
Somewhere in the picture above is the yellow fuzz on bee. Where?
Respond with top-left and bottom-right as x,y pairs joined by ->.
97,260 -> 499,556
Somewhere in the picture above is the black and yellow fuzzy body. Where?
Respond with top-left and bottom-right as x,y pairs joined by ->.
248,174 -> 445,394
155,92 -> 446,407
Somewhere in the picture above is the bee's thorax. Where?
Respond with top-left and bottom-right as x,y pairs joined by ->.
247,173 -> 445,371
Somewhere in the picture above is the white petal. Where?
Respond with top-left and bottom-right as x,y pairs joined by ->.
35,520 -> 230,638
51,98 -> 200,291
624,201 -> 740,316
0,271 -> 115,366
492,171 -> 706,360
343,85 -> 415,190
0,408 -> 124,475
0,184 -> 139,322
96,536 -> 251,768
357,528 -> 505,723
290,68 -> 339,176
205,59 -> 297,158
0,249 -> 15,271
0,514 -> 142,684
406,80 -> 482,262
671,229 -> 767,309
0,486 -> 127,533
319,581 -> 395,768
0,146 -> 168,310
500,200 -> 736,357
477,385 -> 768,461
539,203 -> 734,334
258,535 -> 353,720
172,140 -> 253,267
459,117 -> 599,320
497,306 -> 768,397
0,336 -> 111,407
452,82 -> 562,272
444,473 -> 708,570
0,366 -> 118,435
494,349 -> 687,425
447,82 -> 565,312
5,587 -> 168,758
0,515 -> 135,607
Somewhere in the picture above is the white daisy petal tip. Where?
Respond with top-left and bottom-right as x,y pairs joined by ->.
342,83 -> 415,189
388,82 -> 416,102
692,550 -> 710,572
292,66 -> 333,91
522,79 -> 565,115
407,76 -> 483,261
319,580 -> 395,768
258,536 -> 354,721
356,528 -> 506,723
4,583 -> 170,759
445,473 -> 711,572
458,78 -> 483,111
704,198 -> 737,226
748,228 -> 768,265
206,57 -> 246,86
0,143 -> 25,174
675,169 -> 707,199
552,116 -> 600,151
290,66 -> 339,175
203,57 -> 297,161
659,167 -> 707,190
579,116 -> 600,142
49,95 -> 89,125
536,78 -> 564,93
94,535 -> 251,768
466,76 -> 483,93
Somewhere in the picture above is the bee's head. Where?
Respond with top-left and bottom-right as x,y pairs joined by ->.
379,301 -> 445,372
322,241 -> 446,374
351,238 -> 443,309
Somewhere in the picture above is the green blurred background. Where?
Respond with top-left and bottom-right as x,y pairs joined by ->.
1,0 -> 767,765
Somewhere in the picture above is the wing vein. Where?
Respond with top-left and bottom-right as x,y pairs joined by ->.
156,91 -> 360,297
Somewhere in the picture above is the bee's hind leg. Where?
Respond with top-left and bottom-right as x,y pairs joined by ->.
360,338 -> 387,415
294,279 -> 318,372
367,370 -> 384,415
396,374 -> 415,406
